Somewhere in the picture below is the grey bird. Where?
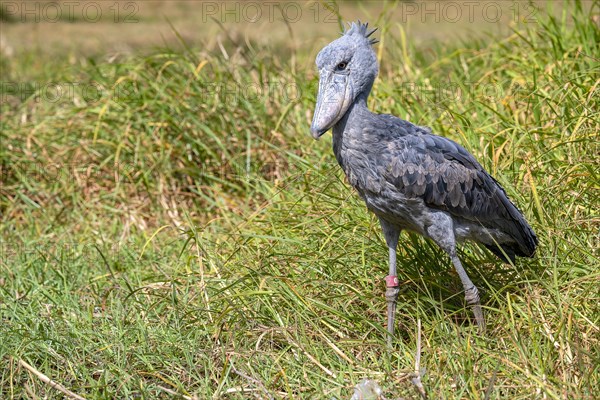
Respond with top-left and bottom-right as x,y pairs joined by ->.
310,21 -> 537,345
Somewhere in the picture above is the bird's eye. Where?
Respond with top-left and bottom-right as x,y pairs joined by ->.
336,62 -> 348,71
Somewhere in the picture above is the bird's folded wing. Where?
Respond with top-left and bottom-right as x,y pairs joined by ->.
377,133 -> 517,225
374,131 -> 536,256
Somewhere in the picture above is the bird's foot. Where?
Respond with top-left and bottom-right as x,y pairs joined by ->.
464,285 -> 485,333
472,304 -> 486,333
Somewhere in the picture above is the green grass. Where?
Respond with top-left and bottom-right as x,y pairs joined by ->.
1,1 -> 599,398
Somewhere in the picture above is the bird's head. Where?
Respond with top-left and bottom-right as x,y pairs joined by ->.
310,21 -> 379,139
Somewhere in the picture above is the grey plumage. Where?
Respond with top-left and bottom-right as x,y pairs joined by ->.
310,21 -> 538,343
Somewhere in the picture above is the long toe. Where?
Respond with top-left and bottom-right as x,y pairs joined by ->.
472,303 -> 486,333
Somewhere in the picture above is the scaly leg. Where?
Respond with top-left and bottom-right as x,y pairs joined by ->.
428,212 -> 485,333
379,218 -> 401,347
449,251 -> 485,332
385,276 -> 400,347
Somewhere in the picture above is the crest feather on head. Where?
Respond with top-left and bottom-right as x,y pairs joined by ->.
341,20 -> 379,45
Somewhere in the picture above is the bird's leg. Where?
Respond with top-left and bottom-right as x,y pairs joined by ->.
385,274 -> 400,347
379,219 -> 401,347
449,251 -> 485,332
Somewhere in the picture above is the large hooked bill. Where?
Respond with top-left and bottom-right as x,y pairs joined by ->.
310,70 -> 353,139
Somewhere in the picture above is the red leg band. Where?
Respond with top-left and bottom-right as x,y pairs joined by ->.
385,275 -> 399,287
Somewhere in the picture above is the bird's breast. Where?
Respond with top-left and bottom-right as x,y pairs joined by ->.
339,146 -> 386,194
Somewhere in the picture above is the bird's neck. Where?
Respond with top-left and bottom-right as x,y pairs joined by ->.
332,92 -> 372,167
333,93 -> 370,133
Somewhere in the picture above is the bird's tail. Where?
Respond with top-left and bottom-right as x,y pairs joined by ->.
504,201 -> 538,259
491,197 -> 538,263
487,176 -> 539,263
